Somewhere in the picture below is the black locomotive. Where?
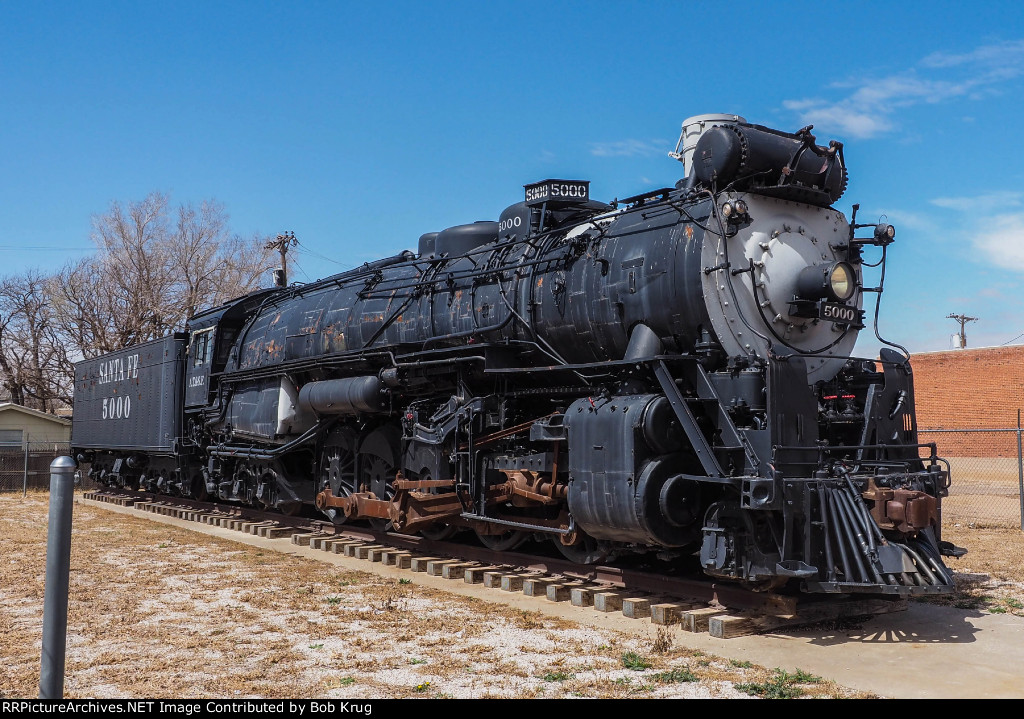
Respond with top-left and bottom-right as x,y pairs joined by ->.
72,114 -> 964,595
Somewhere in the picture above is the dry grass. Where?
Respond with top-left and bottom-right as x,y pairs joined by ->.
920,524 -> 1024,615
0,492 -> 873,700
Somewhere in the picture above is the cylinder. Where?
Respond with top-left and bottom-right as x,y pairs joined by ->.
297,376 -> 387,415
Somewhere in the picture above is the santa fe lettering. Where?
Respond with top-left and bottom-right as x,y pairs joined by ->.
97,354 -> 139,385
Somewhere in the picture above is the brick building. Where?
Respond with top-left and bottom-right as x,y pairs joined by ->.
910,345 -> 1024,457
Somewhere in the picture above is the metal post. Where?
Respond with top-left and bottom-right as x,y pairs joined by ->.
1018,410 -> 1023,533
22,433 -> 30,497
38,456 -> 76,700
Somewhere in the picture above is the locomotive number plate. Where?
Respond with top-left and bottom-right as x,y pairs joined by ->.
820,302 -> 858,324
524,179 -> 590,206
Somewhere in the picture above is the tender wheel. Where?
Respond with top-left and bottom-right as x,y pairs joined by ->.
475,529 -> 528,551
319,428 -> 358,524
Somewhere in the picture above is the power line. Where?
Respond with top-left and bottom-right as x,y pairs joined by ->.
288,257 -> 312,284
293,241 -> 349,267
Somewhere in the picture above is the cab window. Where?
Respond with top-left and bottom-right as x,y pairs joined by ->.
190,329 -> 214,367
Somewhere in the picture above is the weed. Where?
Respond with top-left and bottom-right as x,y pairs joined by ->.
409,658 -> 427,665
652,627 -> 672,654
327,596 -> 342,605
789,668 -> 822,684
654,668 -> 697,683
621,652 -> 652,671
735,668 -> 819,699
736,678 -> 803,699
399,578 -> 412,585
730,659 -> 753,668
309,643 -> 324,650
1006,598 -> 1023,609
614,677 -> 632,686
158,543 -> 169,549
339,677 -> 355,686
379,590 -> 406,612
414,681 -> 431,693
990,606 -> 1007,614
543,671 -> 572,682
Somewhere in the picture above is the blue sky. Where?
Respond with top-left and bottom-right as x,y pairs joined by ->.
2,1 -> 1023,358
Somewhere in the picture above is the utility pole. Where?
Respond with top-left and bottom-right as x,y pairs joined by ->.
947,313 -> 978,348
266,232 -> 297,287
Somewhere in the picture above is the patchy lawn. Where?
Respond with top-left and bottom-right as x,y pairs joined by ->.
0,492 -> 870,699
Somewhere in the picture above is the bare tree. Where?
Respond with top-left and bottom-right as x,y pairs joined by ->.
0,270 -> 71,410
0,194 -> 273,410
51,192 -> 275,358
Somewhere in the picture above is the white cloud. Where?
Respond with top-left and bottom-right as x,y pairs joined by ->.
921,39 -> 1024,71
589,139 -> 666,157
782,39 -> 1024,139
931,191 -> 1023,213
782,99 -> 891,138
968,212 -> 1024,271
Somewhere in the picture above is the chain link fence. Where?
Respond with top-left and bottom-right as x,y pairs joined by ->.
0,442 -> 85,494
919,428 -> 1024,530
4,430 -> 1019,530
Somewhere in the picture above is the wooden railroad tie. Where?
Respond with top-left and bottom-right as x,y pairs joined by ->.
593,591 -> 626,613
546,581 -> 586,602
410,556 -> 442,572
379,550 -> 412,568
441,562 -> 476,580
291,533 -> 321,547
523,577 -> 559,597
463,566 -> 501,584
622,597 -> 654,619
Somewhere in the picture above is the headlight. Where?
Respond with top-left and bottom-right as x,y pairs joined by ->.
796,261 -> 858,302
720,200 -> 749,219
828,262 -> 855,301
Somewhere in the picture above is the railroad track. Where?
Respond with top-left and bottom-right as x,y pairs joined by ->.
81,489 -> 907,639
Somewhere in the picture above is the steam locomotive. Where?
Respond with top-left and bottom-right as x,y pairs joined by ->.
72,114 -> 964,595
